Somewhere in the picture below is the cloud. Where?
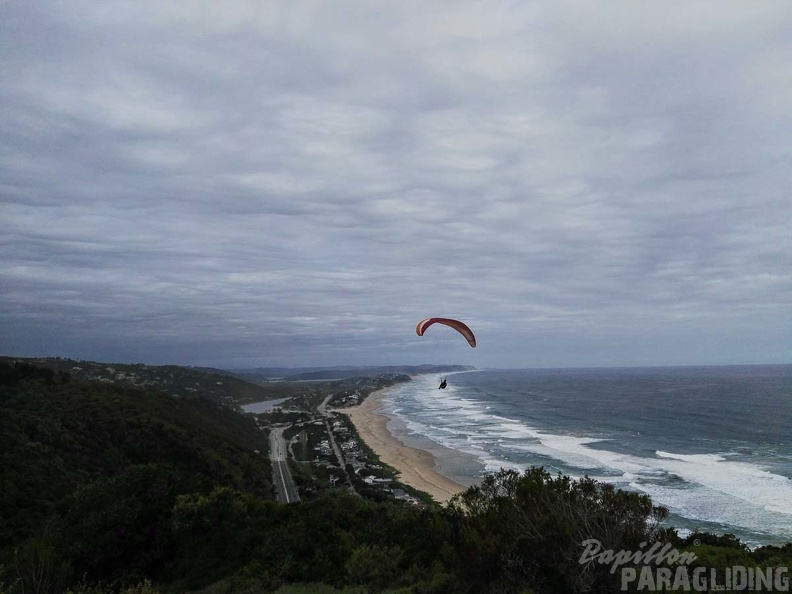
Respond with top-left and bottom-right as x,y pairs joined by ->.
2,0 -> 791,367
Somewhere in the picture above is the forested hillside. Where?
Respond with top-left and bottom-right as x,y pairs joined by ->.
0,357 -> 275,406
0,361 -> 272,592
2,362 -> 790,594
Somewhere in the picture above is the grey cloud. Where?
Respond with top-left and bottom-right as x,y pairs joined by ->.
2,0 -> 790,368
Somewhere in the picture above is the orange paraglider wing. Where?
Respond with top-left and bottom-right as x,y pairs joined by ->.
416,318 -> 476,347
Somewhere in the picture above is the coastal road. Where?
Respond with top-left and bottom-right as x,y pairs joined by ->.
269,426 -> 300,503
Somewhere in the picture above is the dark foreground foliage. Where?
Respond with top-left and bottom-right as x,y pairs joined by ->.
2,363 -> 790,594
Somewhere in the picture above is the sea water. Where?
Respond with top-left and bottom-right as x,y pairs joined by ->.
381,366 -> 792,546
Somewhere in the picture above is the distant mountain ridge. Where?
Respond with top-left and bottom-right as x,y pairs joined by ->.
0,356 -> 474,404
234,364 -> 475,382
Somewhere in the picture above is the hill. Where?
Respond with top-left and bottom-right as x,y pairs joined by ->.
0,360 -> 273,590
3,360 -> 789,594
0,356 -> 274,406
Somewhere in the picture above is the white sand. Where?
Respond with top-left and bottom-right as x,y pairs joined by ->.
339,387 -> 466,503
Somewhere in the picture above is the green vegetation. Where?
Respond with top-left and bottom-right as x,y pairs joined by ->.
0,361 -> 272,592
2,361 -> 790,594
0,357 -> 277,407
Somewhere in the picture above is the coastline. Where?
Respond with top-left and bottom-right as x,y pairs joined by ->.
339,385 -> 468,504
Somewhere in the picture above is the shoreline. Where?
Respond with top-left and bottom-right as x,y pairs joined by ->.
338,385 -> 468,504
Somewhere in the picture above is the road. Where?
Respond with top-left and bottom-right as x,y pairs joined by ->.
319,394 -> 356,492
269,426 -> 300,503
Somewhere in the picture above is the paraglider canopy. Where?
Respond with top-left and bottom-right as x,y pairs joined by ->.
416,318 -> 476,348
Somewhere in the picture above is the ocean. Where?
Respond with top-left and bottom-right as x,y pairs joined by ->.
380,366 -> 792,547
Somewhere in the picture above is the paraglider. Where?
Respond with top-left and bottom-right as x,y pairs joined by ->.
417,318 -> 475,389
415,318 -> 476,347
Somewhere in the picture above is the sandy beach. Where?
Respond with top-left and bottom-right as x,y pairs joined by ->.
339,386 -> 467,504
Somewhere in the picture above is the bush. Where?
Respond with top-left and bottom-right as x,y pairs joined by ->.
446,467 -> 668,593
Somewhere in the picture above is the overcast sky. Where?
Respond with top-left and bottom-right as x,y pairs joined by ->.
2,1 -> 791,369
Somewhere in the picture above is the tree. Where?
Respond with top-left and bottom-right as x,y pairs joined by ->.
346,544 -> 404,593
446,467 -> 668,593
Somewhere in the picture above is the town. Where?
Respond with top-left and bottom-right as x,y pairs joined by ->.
250,375 -> 431,506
